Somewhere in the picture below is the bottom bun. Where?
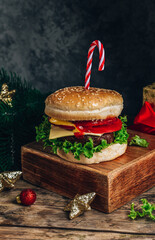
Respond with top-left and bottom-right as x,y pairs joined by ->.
57,143 -> 127,165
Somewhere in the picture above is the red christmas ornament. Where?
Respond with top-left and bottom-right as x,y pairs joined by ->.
16,189 -> 36,206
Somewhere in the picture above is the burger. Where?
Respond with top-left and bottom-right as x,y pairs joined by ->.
36,86 -> 129,164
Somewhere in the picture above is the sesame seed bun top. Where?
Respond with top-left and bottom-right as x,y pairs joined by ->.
45,86 -> 123,121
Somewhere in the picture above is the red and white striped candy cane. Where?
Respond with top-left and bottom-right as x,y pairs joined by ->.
85,40 -> 105,89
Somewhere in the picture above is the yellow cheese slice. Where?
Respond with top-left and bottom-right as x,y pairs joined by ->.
49,125 -> 102,139
49,118 -> 75,127
49,125 -> 75,139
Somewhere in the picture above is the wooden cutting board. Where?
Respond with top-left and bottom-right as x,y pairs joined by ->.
21,129 -> 155,213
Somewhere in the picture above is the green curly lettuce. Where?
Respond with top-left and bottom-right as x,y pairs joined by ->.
128,199 -> 155,221
36,116 -> 129,160
129,135 -> 149,147
114,116 -> 129,144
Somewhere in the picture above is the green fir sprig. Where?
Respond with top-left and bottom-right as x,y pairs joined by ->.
0,68 -> 46,171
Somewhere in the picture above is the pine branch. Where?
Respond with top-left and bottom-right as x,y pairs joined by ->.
0,68 -> 47,171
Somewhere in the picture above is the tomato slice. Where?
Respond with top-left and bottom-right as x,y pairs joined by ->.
74,118 -> 122,134
75,118 -> 119,127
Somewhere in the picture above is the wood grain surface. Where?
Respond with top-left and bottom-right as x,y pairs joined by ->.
22,129 -> 155,213
0,180 -> 154,239
0,227 -> 155,240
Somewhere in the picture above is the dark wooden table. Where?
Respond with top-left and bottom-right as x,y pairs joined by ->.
0,180 -> 154,240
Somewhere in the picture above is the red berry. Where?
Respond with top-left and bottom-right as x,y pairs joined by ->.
20,189 -> 36,206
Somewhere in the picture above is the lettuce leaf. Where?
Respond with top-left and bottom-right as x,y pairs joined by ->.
36,116 -> 129,160
114,116 -> 129,144
129,135 -> 149,147
128,199 -> 155,221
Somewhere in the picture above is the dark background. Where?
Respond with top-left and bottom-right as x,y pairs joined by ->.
0,0 -> 155,124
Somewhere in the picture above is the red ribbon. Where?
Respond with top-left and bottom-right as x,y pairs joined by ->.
129,101 -> 155,135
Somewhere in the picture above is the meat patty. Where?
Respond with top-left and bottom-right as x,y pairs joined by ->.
61,132 -> 114,146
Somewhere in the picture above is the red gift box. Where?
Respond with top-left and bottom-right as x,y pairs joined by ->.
129,101 -> 155,135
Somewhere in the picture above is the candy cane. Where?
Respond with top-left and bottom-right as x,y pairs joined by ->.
85,40 -> 105,89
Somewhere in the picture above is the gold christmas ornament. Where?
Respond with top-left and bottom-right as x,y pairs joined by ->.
64,192 -> 96,219
0,171 -> 22,192
0,83 -> 16,106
